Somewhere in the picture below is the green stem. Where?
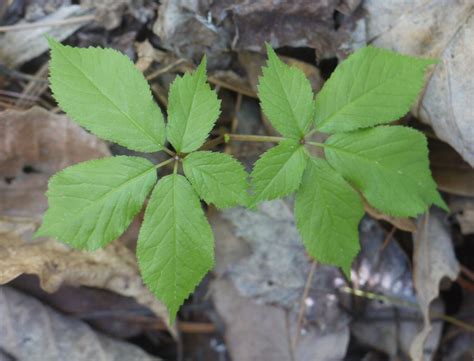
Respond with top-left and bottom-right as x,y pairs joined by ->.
305,128 -> 318,138
306,141 -> 327,148
173,159 -> 179,174
155,157 -> 175,169
163,147 -> 175,157
225,133 -> 285,143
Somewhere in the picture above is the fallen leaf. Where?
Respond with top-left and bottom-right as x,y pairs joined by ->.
0,5 -> 93,67
0,107 -> 110,218
0,217 -> 169,328
349,217 -> 441,358
212,279 -> 294,361
410,209 -> 460,360
0,286 -> 161,361
364,200 -> 417,233
429,138 -> 474,197
212,279 -> 350,361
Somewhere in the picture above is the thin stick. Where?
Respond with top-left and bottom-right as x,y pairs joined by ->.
0,15 -> 95,32
340,286 -> 474,333
225,93 -> 242,154
293,260 -> 316,348
381,226 -> 396,251
461,265 -> 474,282
146,59 -> 187,81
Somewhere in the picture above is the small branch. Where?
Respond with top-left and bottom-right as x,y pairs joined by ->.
340,286 -> 474,333
0,15 -> 95,32
293,260 -> 317,348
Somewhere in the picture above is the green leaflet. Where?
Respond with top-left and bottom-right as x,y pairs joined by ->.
325,126 -> 447,217
251,140 -> 307,204
258,44 -> 314,139
315,46 -> 436,133
166,57 -> 221,153
137,174 -> 214,323
295,158 -> 364,277
48,38 -> 165,152
35,156 -> 157,250
183,151 -> 249,208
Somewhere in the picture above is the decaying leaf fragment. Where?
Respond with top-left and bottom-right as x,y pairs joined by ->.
410,209 -> 460,360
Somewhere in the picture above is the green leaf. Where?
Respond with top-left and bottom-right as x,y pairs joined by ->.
315,46 -> 436,133
35,156 -> 157,250
325,126 -> 447,217
183,151 -> 249,208
251,140 -> 307,204
48,38 -> 165,152
137,174 -> 214,323
258,44 -> 314,138
295,158 -> 364,276
166,57 -> 221,153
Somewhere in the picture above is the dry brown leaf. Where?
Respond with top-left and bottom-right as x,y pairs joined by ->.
0,286 -> 161,361
0,107 -> 110,219
364,201 -> 417,233
411,209 -> 460,360
429,138 -> 474,197
0,6 -> 93,67
0,217 -> 170,331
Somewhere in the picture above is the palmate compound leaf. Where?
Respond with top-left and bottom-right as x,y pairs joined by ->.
325,126 -> 448,217
251,140 -> 308,204
137,174 -> 214,323
183,151 -> 249,208
48,38 -> 166,152
35,156 -> 157,250
295,157 -> 364,276
315,46 -> 436,133
258,44 -> 314,139
166,57 -> 221,153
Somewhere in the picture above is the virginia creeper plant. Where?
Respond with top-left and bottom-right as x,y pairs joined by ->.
37,37 -> 447,323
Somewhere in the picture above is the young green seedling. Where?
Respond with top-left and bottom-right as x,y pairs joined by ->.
37,38 -> 446,323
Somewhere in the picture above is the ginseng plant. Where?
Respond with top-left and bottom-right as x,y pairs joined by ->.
36,38 -> 446,322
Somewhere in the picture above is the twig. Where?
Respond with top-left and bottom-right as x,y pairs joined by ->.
293,260 -> 316,348
146,59 -> 187,81
0,15 -> 95,32
225,93 -> 242,154
340,286 -> 474,333
461,265 -> 474,282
